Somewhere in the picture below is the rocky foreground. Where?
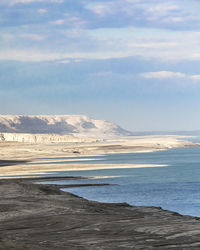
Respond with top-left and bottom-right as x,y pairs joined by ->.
1,178 -> 200,249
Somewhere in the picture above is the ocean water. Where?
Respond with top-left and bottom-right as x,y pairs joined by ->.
39,140 -> 200,217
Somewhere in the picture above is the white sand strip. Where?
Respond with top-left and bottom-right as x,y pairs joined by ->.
0,163 -> 167,178
31,158 -> 102,164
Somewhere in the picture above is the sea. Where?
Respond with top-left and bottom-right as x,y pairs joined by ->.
39,136 -> 200,217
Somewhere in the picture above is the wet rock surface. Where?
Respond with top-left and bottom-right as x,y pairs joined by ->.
0,179 -> 200,249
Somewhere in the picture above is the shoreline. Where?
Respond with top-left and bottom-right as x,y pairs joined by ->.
1,136 -> 200,248
0,135 -> 198,161
1,177 -> 200,249
0,135 -> 198,178
0,163 -> 167,179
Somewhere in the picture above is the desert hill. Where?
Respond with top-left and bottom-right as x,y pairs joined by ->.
0,115 -> 132,138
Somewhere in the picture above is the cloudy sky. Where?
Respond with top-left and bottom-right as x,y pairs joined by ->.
1,0 -> 200,131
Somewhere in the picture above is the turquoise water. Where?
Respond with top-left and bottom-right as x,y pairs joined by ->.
39,142 -> 200,217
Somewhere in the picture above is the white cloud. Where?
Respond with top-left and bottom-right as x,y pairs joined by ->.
147,4 -> 179,15
59,60 -> 70,64
38,9 -> 48,14
85,1 -> 184,22
49,19 -> 65,25
9,0 -> 63,5
145,5 -> 184,23
125,0 -> 143,2
127,42 -> 178,48
3,27 -> 200,63
0,50 -> 61,62
20,33 -> 45,41
85,2 -> 115,16
86,27 -> 200,62
140,71 -> 200,81
141,71 -> 186,79
161,17 -> 184,23
190,75 -> 200,80
0,49 -> 149,62
49,16 -> 87,28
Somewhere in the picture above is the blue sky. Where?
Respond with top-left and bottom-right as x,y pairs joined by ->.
1,0 -> 200,131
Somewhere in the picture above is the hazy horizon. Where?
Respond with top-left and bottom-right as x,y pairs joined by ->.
1,0 -> 200,131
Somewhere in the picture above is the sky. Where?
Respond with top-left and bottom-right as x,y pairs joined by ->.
1,0 -> 200,131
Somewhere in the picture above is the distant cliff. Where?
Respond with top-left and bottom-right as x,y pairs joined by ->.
0,133 -> 100,143
0,115 -> 132,140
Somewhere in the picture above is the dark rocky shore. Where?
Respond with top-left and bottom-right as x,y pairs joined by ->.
1,178 -> 200,249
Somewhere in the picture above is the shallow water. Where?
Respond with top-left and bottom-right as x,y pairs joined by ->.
39,138 -> 200,217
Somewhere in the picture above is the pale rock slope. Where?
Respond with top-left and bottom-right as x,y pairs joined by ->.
0,115 -> 132,138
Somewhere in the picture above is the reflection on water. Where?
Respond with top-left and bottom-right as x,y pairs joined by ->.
40,143 -> 200,217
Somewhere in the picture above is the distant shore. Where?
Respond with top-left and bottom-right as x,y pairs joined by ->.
0,135 -> 198,178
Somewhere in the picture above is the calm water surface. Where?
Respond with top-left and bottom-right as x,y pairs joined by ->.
40,138 -> 200,217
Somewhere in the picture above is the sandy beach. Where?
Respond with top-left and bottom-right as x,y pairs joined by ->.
0,135 -> 197,178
